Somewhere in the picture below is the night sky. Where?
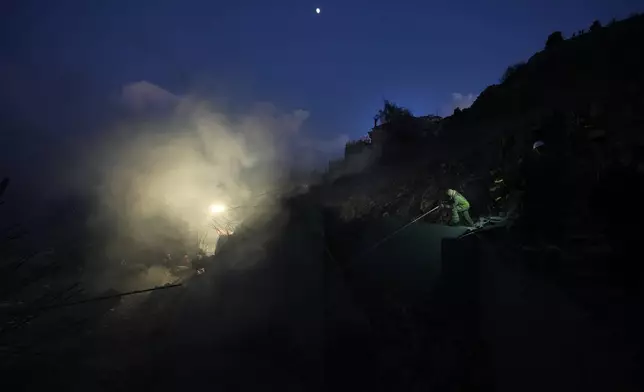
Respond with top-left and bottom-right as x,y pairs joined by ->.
1,0 -> 642,161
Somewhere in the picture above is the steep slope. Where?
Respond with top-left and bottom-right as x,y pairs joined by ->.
446,13 -> 644,152
327,13 -> 644,228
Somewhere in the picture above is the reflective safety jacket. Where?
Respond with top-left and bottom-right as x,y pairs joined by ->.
450,191 -> 470,209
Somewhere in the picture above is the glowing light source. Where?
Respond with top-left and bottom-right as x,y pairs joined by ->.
316,8 -> 320,14
209,203 -> 227,214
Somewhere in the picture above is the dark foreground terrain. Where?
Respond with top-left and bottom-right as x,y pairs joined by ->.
2,193 -> 640,391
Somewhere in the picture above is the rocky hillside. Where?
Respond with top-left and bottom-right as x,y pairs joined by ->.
322,13 -> 644,235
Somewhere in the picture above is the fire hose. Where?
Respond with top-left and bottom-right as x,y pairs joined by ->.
359,205 -> 442,257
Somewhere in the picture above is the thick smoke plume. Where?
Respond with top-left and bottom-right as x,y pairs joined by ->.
74,81 -> 313,289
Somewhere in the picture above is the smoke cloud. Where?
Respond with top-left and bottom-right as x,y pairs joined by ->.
57,80 -> 333,292
2,76 -> 345,292
86,82 -> 311,255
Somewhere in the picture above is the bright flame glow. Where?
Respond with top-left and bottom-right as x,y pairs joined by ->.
316,8 -> 320,14
209,203 -> 227,214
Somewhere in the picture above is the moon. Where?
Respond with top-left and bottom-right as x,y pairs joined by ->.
316,8 -> 320,14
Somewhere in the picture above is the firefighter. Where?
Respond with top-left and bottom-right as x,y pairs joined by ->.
489,169 -> 509,214
444,189 -> 475,227
519,139 -> 565,249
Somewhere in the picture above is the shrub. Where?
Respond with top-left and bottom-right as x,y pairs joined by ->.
545,31 -> 564,49
344,138 -> 370,157
500,61 -> 526,83
376,100 -> 413,126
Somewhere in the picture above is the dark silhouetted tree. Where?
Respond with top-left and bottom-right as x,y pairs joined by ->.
500,61 -> 526,83
545,31 -> 564,49
590,20 -> 602,32
453,107 -> 462,116
376,100 -> 412,125
345,140 -> 365,157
